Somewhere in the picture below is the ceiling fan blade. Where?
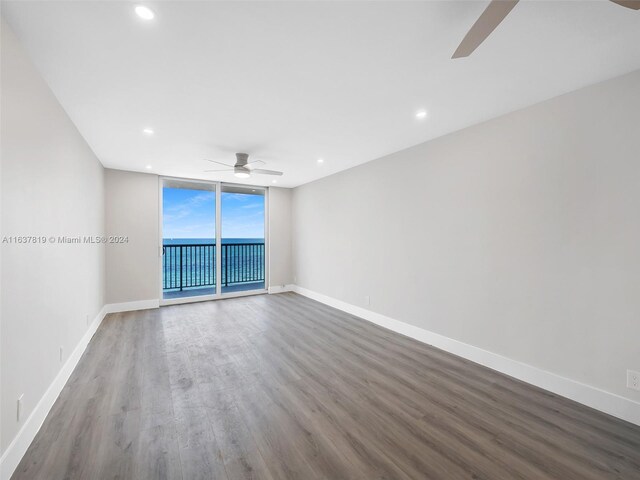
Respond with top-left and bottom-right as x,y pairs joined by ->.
205,159 -> 234,167
250,169 -> 283,176
247,159 -> 266,166
204,168 -> 233,172
452,0 -> 519,59
609,0 -> 640,9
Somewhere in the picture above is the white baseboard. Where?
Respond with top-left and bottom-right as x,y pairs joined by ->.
268,284 -> 294,294
104,298 -> 159,314
0,306 -> 107,480
292,285 -> 640,427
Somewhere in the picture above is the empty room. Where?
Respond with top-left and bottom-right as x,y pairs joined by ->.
1,1 -> 640,479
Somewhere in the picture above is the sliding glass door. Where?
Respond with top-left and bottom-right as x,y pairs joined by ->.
221,185 -> 265,294
161,178 -> 267,302
162,180 -> 216,300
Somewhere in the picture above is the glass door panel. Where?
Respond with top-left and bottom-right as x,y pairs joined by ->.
220,185 -> 266,294
162,180 -> 216,300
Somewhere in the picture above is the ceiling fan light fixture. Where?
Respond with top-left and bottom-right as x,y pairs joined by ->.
204,153 -> 282,178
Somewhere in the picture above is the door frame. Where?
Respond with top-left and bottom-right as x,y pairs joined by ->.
158,176 -> 269,306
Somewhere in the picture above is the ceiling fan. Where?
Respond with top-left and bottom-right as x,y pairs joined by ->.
452,0 -> 640,59
204,153 -> 283,179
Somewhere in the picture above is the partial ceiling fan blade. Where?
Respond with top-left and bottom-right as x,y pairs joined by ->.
247,159 -> 266,166
452,0 -> 519,59
250,169 -> 283,176
609,0 -> 640,9
204,168 -> 233,172
204,159 -> 234,167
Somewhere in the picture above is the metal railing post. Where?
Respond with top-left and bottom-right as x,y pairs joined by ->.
224,245 -> 229,286
179,245 -> 183,291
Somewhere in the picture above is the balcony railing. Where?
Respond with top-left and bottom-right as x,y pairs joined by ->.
162,243 -> 265,291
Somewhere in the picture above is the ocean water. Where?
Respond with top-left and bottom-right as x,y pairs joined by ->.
162,238 -> 264,289
163,238 -> 264,245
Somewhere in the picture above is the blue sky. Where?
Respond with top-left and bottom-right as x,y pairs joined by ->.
163,188 -> 264,239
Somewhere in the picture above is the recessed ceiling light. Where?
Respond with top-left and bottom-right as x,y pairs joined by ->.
317,158 -> 324,164
143,128 -> 154,135
415,110 -> 428,120
272,180 -> 277,184
145,165 -> 152,170
135,5 -> 155,20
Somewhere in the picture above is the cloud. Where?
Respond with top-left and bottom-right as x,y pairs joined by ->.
163,188 -> 264,239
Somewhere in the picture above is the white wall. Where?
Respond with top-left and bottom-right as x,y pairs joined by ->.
268,187 -> 293,288
1,20 -> 105,455
292,70 -> 640,405
105,169 -> 159,305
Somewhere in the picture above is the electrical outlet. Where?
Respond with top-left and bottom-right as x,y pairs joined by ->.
17,394 -> 24,422
628,370 -> 640,391
59,346 -> 64,362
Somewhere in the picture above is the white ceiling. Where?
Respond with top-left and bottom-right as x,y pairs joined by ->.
3,1 -> 640,187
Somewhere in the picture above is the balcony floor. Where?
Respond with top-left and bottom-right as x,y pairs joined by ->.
163,281 -> 265,299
